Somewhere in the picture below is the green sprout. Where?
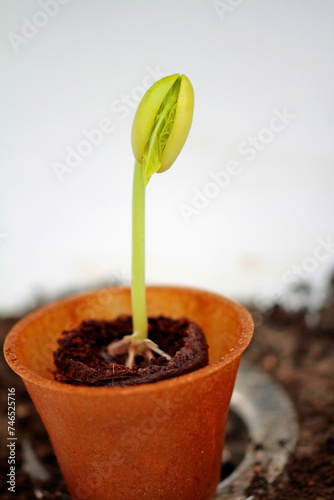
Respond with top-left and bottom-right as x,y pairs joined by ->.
107,74 -> 194,367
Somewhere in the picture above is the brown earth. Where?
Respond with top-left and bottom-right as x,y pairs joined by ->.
53,315 -> 208,387
244,277 -> 334,500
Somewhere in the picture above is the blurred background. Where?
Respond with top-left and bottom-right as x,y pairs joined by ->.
1,0 -> 334,315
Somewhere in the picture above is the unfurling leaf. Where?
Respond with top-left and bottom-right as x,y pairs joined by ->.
142,78 -> 180,185
131,74 -> 194,184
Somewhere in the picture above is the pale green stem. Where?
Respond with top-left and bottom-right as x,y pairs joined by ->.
131,160 -> 148,340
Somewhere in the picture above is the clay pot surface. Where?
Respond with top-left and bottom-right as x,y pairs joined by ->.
4,286 -> 253,500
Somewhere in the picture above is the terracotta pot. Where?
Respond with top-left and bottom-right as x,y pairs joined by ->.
4,286 -> 253,500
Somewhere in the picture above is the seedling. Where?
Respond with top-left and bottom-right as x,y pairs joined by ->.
107,74 -> 194,367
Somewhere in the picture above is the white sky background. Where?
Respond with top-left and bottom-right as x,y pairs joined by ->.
1,0 -> 334,314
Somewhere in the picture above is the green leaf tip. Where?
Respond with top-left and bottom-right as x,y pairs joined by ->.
131,73 -> 194,185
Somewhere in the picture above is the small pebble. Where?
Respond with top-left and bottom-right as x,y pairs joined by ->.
17,404 -> 30,418
262,354 -> 277,370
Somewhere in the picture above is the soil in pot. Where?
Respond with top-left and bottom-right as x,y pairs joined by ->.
53,315 -> 209,387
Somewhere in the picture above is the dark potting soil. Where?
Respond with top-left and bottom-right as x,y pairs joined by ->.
53,315 -> 209,387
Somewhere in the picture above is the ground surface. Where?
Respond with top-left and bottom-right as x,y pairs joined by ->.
244,278 -> 334,500
1,278 -> 333,499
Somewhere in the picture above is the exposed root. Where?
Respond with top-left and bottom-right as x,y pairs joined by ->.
107,335 -> 171,369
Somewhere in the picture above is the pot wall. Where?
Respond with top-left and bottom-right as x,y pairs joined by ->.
4,287 -> 253,500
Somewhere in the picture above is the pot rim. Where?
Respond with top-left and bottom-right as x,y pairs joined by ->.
4,285 -> 254,396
